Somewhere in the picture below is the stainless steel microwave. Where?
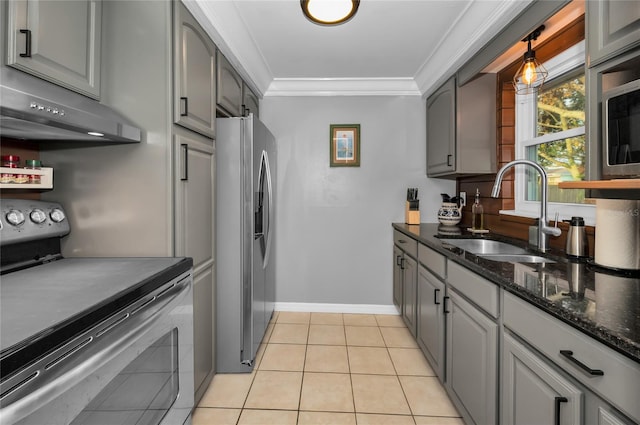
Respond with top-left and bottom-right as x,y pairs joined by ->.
602,79 -> 640,178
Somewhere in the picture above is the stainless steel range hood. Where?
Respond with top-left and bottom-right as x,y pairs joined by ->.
0,67 -> 141,143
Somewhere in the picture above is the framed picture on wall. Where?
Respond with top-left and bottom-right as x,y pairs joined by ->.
330,124 -> 360,167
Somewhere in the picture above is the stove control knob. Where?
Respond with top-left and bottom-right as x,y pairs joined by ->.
6,210 -> 26,226
50,208 -> 66,223
30,209 -> 47,224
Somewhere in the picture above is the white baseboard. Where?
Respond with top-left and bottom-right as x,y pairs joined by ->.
274,302 -> 400,315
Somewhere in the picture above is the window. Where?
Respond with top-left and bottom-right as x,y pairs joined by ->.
513,40 -> 594,224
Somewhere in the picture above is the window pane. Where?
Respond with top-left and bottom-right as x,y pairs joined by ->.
525,136 -> 586,204
537,75 -> 585,136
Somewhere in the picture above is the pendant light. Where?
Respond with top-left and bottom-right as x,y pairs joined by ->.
513,25 -> 548,95
301,0 -> 360,26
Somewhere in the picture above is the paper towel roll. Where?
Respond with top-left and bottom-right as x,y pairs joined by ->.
595,199 -> 640,270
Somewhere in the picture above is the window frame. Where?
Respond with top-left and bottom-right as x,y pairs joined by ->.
505,40 -> 595,225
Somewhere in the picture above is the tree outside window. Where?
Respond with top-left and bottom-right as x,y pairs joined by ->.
524,73 -> 586,204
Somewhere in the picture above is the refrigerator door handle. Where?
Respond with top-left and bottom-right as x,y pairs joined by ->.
256,150 -> 274,268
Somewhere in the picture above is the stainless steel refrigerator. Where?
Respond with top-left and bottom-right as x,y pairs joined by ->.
215,115 -> 276,373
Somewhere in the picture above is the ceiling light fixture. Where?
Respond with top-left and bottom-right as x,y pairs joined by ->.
513,25 -> 548,95
301,0 -> 360,26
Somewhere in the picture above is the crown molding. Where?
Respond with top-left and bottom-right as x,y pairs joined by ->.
415,0 -> 532,97
184,0 -> 273,96
264,78 -> 421,97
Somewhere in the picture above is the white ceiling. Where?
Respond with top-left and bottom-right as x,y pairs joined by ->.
185,0 -> 534,97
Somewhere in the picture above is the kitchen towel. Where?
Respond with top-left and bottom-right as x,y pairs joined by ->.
595,199 -> 640,270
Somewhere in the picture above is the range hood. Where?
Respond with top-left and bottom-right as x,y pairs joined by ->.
0,67 -> 141,143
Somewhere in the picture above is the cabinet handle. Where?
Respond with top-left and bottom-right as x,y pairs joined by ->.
443,296 -> 450,314
400,258 -> 405,270
396,255 -> 402,266
559,350 -> 604,377
180,97 -> 188,117
180,144 -> 188,181
398,239 -> 407,244
554,396 -> 568,425
434,288 -> 440,305
19,29 -> 31,57
446,154 -> 452,167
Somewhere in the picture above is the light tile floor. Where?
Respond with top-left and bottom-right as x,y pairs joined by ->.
194,312 -> 464,425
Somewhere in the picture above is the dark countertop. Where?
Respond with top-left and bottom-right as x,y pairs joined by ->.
0,257 -> 193,379
393,223 -> 640,364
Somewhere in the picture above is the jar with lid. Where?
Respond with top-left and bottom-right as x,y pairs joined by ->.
25,159 -> 42,184
2,155 -> 20,168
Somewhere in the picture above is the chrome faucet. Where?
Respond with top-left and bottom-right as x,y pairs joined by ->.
491,159 -> 561,252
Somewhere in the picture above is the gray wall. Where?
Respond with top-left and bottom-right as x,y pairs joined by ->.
260,96 -> 455,307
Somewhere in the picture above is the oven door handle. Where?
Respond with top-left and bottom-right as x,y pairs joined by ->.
0,275 -> 192,424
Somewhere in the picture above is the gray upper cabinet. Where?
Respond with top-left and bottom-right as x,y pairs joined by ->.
242,82 -> 259,118
174,2 -> 216,138
5,0 -> 101,98
587,0 -> 640,68
216,51 -> 243,117
426,73 -> 496,178
426,77 -> 456,176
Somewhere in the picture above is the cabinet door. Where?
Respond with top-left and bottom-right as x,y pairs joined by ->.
217,51 -> 243,116
192,266 -> 214,402
6,0 -> 101,98
502,332 -> 583,425
174,131 -> 215,401
242,83 -> 259,118
426,76 -> 456,176
174,2 -> 216,138
402,255 -> 418,337
392,246 -> 403,313
417,264 -> 445,380
587,0 -> 640,67
446,289 -> 498,425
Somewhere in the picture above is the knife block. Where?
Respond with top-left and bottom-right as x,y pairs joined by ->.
405,202 -> 420,225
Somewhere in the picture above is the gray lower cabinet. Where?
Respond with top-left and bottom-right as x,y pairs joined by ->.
417,264 -> 445,381
392,245 -> 403,313
174,1 -> 216,138
402,255 -> 417,337
393,230 -> 418,336
446,288 -> 498,425
5,0 -> 101,98
502,331 -> 583,425
504,291 -> 640,424
587,0 -> 640,67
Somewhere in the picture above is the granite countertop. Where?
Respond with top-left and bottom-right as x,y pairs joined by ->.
393,222 -> 640,364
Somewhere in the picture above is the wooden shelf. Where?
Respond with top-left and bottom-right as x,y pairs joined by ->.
558,179 -> 640,190
0,167 -> 53,189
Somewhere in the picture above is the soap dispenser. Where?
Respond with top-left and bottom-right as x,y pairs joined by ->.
472,188 -> 484,231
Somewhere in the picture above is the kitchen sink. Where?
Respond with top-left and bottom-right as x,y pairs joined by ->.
441,238 -> 528,255
478,254 -> 556,263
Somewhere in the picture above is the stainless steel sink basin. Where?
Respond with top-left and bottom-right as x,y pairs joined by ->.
441,238 -> 528,255
478,254 -> 556,263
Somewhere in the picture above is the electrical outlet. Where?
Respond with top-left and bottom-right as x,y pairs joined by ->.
459,191 -> 467,207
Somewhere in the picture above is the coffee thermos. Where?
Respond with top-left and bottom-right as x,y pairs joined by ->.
565,216 -> 588,258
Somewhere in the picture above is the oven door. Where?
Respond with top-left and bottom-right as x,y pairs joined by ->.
0,271 -> 194,425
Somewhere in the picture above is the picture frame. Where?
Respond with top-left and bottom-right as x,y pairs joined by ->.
330,124 -> 360,167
